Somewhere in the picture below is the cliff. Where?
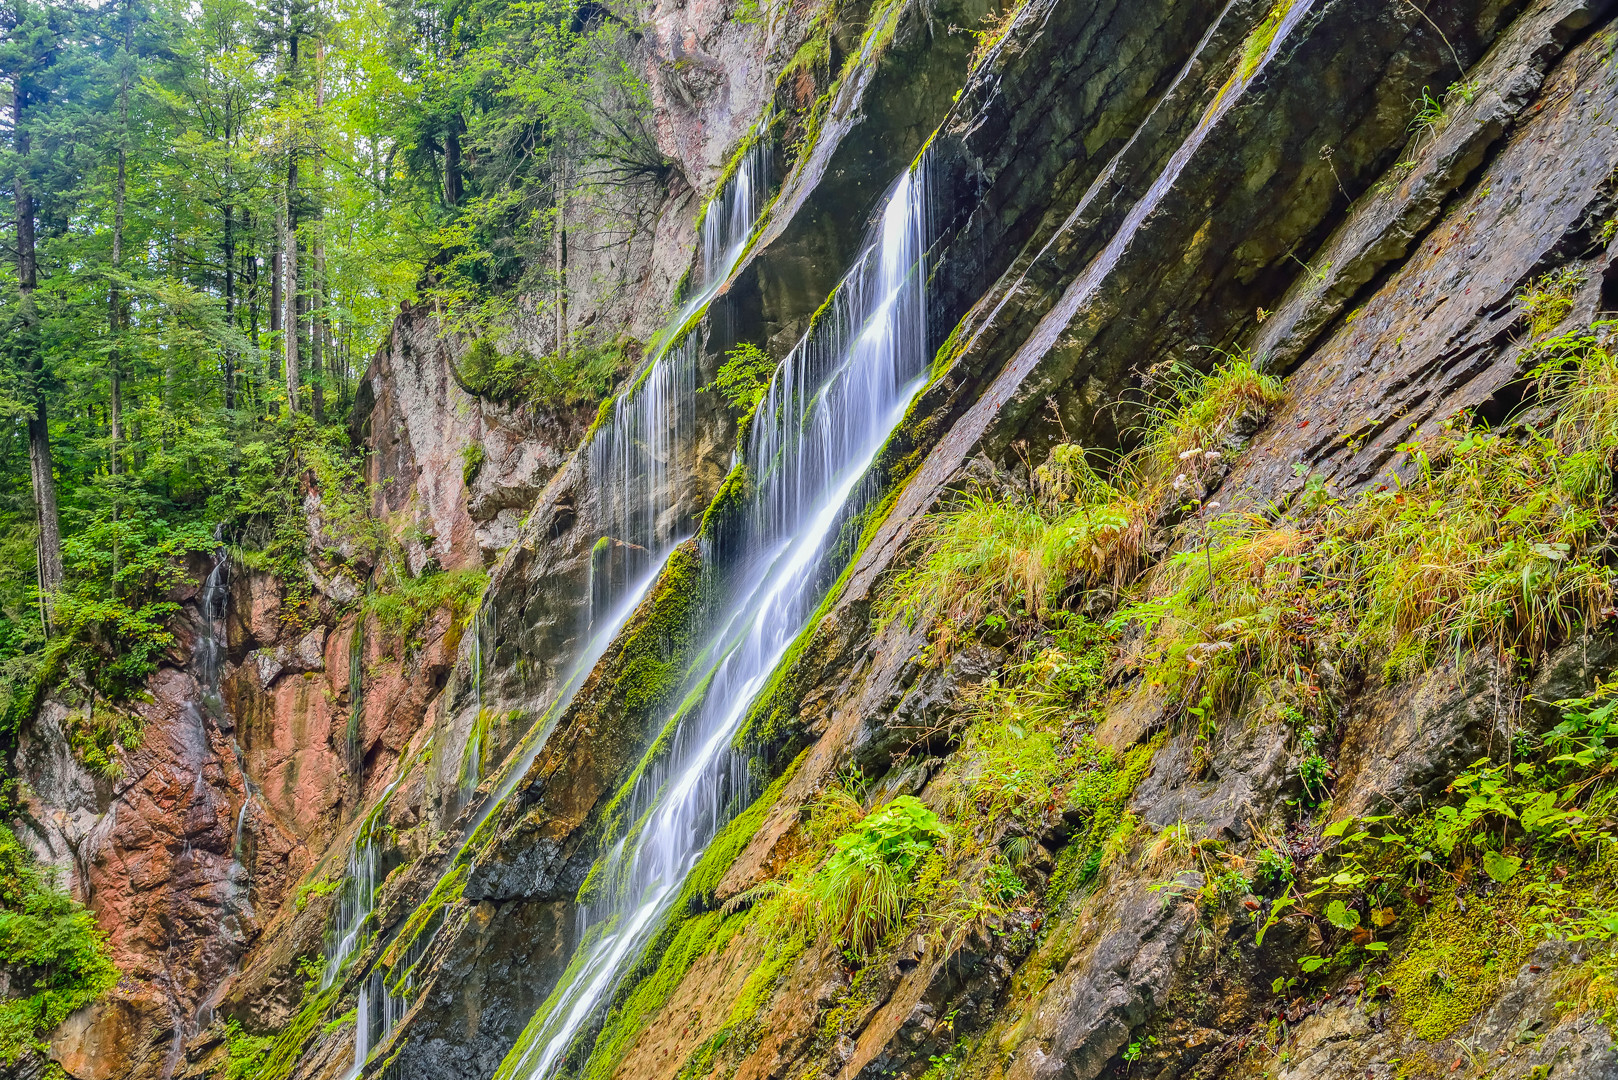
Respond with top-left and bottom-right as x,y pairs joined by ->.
10,0 -> 1618,1077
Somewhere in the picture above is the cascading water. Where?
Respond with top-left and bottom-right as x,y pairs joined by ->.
584,145 -> 766,623
322,773 -> 405,992
333,146 -> 771,1076
500,159 -> 930,1080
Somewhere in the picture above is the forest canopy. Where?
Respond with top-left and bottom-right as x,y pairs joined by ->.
0,0 -> 666,743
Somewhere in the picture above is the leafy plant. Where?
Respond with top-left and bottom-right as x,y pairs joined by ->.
457,337 -> 633,412
803,795 -> 946,956
366,567 -> 489,655
711,342 -> 776,416
1519,267 -> 1588,336
0,826 -> 118,1063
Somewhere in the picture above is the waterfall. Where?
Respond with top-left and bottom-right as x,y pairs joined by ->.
322,768 -> 406,992
584,145 -> 766,626
334,145 -> 771,1075
501,159 -> 930,1080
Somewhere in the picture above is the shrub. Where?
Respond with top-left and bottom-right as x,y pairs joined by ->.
458,336 -> 632,411
366,567 -> 489,654
801,795 -> 946,956
711,343 -> 775,416
0,826 -> 118,1063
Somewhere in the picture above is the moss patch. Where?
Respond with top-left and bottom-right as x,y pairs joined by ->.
1387,888 -> 1536,1042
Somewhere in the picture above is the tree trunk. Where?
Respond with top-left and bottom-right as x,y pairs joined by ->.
270,213 -> 282,345
283,161 -> 300,413
555,157 -> 567,363
445,117 -> 463,207
12,85 -> 63,627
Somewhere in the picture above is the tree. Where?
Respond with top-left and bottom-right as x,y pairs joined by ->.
1,1 -> 71,629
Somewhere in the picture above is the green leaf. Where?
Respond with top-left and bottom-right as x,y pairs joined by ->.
1482,850 -> 1522,883
1363,941 -> 1389,952
1299,955 -> 1329,973
1325,899 -> 1361,929
1322,817 -> 1354,838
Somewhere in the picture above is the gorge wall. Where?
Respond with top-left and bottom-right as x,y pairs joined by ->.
10,0 -> 1618,1077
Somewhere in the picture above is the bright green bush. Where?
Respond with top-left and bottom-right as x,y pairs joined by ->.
0,825 -> 118,1063
458,336 -> 632,411
366,567 -> 488,653
804,795 -> 945,957
711,343 -> 775,415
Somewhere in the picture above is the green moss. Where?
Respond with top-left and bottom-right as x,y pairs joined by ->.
1386,888 -> 1537,1042
1046,736 -> 1162,912
698,465 -> 752,545
294,874 -> 341,911
1240,0 -> 1297,81
597,664 -> 723,849
457,707 -> 496,793
381,864 -> 468,972
613,543 -> 705,717
585,395 -> 617,441
223,1020 -> 274,1080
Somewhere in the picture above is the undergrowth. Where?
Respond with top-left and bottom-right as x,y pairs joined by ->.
1256,684 -> 1618,1040
1115,323 -> 1618,721
0,825 -> 119,1064
456,335 -> 634,412
878,357 -> 1284,650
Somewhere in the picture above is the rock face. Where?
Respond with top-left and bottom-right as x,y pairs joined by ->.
16,0 -> 1618,1077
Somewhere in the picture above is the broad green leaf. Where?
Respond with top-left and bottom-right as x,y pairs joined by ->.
1482,850 -> 1522,883
1325,900 -> 1361,929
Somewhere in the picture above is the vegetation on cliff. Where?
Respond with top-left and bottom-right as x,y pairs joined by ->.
0,824 -> 118,1065
850,323 -> 1618,1075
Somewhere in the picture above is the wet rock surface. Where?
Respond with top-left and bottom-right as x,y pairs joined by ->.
20,0 -> 1618,1074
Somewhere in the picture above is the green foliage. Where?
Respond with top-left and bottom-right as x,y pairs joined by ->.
3,505 -> 216,741
1519,267 -> 1587,336
880,358 -> 1284,650
808,796 -> 946,956
223,1020 -> 274,1080
64,707 -> 145,780
233,418 -> 383,628
1115,325 -> 1618,713
711,343 -> 775,416
933,617 -> 1110,833
293,874 -> 341,911
365,566 -> 488,654
457,337 -> 633,412
462,442 -> 487,487
55,510 -> 218,697
0,825 -> 118,1063
1254,685 -> 1618,1038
